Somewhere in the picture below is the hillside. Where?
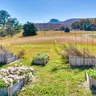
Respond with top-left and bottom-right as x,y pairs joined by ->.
35,18 -> 80,30
35,23 -> 64,30
35,18 -> 95,30
62,18 -> 80,27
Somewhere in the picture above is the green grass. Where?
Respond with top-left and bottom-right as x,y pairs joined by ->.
0,44 -> 93,96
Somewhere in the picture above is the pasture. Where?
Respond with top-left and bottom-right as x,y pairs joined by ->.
1,30 -> 96,45
0,31 -> 96,96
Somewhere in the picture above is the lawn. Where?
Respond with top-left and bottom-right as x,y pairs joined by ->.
2,44 -> 92,96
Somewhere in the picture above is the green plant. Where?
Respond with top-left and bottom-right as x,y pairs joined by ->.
65,27 -> 70,32
33,52 -> 49,61
17,49 -> 25,58
13,79 -> 18,84
87,69 -> 96,79
0,45 -> 8,53
0,79 -> 8,88
22,22 -> 37,36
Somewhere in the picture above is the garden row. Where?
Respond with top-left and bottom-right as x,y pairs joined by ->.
1,43 -> 96,95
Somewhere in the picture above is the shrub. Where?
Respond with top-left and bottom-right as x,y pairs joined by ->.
17,49 -> 25,58
32,52 -> 49,65
65,27 -> 70,32
33,52 -> 49,61
53,40 -> 96,64
0,45 -> 8,53
0,31 -> 6,37
22,22 -> 37,36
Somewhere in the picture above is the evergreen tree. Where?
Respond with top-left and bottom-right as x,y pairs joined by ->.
65,27 -> 70,32
23,22 -> 37,36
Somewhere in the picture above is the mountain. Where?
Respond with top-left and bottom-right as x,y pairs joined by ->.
49,18 -> 80,26
35,23 -> 64,30
35,18 -> 93,30
49,19 -> 60,23
62,18 -> 80,27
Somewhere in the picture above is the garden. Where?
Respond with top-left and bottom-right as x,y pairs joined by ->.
0,43 -> 94,96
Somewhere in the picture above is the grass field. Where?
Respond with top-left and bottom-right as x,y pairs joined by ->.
6,44 -> 91,96
1,30 -> 96,45
0,31 -> 96,96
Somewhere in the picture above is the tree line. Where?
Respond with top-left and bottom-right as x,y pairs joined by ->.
0,10 -> 71,37
0,10 -> 22,37
71,18 -> 96,31
0,10 -> 38,37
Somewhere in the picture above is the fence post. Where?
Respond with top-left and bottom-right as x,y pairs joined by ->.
8,86 -> 13,96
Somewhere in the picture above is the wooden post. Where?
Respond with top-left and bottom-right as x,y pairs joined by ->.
8,86 -> 13,96
4,53 -> 7,64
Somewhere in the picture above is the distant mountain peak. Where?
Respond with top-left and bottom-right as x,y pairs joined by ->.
49,19 -> 60,23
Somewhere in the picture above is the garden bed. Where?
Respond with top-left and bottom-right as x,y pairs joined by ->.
0,52 -> 19,64
0,66 -> 34,96
69,55 -> 96,67
32,52 -> 49,66
59,44 -> 96,67
86,69 -> 96,88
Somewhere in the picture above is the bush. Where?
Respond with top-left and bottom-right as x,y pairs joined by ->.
17,49 -> 25,58
33,52 -> 49,61
22,22 -> 37,36
0,45 -> 8,53
65,27 -> 70,32
0,32 -> 6,37
32,52 -> 49,65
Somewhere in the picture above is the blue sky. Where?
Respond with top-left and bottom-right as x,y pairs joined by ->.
0,0 -> 96,23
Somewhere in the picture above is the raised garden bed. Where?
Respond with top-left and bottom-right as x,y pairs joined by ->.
59,44 -> 96,67
69,55 -> 96,67
0,66 -> 34,96
32,53 -> 49,66
86,69 -> 96,88
0,46 -> 20,64
0,52 -> 19,64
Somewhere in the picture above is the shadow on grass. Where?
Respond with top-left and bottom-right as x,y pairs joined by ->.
91,88 -> 96,96
32,63 -> 46,67
51,65 -> 71,72
51,64 -> 91,73
71,66 -> 91,70
0,63 -> 6,67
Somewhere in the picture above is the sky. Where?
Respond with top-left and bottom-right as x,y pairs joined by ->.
0,0 -> 96,23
